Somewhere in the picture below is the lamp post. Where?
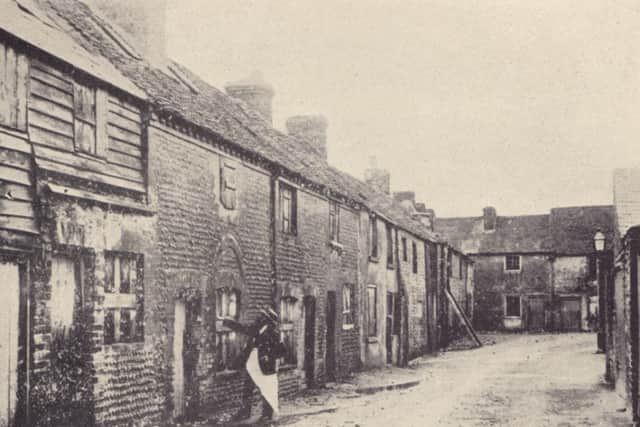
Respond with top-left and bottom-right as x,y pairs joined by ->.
594,229 -> 605,353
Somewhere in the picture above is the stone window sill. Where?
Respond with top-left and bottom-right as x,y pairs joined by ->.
329,240 -> 344,253
367,337 -> 378,343
215,369 -> 241,378
342,323 -> 355,331
369,255 -> 379,263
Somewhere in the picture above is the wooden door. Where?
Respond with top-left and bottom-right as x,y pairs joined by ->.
527,297 -> 546,331
172,301 -> 186,419
386,293 -> 395,364
0,262 -> 20,426
304,296 -> 316,387
325,292 -> 336,382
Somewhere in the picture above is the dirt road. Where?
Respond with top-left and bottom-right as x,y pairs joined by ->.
281,334 -> 632,426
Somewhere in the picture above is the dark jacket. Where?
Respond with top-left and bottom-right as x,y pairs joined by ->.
223,317 -> 286,375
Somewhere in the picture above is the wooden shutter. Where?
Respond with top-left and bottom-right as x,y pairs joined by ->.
73,81 -> 97,155
220,159 -> 237,210
0,43 -> 28,131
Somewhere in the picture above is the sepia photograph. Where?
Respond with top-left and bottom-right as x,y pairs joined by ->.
0,0 -> 639,425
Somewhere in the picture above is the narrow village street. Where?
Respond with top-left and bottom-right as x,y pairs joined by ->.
279,334 -> 633,427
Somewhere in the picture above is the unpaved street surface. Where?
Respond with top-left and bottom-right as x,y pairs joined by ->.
280,334 -> 632,427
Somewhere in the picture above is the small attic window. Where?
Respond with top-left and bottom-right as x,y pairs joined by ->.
89,14 -> 142,60
166,64 -> 200,95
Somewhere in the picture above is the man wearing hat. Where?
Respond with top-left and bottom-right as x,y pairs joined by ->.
223,306 -> 285,421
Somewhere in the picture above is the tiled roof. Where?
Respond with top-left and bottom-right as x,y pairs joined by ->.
435,215 -> 551,254
30,0 -> 439,244
549,206 -> 616,255
435,205 -> 616,256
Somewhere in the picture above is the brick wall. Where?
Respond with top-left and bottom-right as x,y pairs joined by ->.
397,230 -> 427,359
147,122 -> 273,422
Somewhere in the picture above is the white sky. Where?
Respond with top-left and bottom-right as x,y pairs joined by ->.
166,0 -> 640,217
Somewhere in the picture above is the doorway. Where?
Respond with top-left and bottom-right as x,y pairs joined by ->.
559,297 -> 581,331
0,262 -> 20,426
325,291 -> 337,382
304,296 -> 316,387
527,296 -> 546,331
386,292 -> 400,365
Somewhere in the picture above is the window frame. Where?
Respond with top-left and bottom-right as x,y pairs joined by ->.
72,79 -> 108,159
342,284 -> 354,329
329,200 -> 340,243
386,223 -> 394,268
401,237 -> 407,262
369,217 -> 378,260
220,159 -> 238,210
280,183 -> 297,235
214,287 -> 243,372
103,252 -> 144,345
412,241 -> 418,274
279,296 -> 298,367
504,255 -> 521,272
504,295 -> 522,317
367,285 -> 377,337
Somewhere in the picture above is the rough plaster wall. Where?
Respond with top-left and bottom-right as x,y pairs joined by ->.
472,255 -> 551,330
554,256 -> 591,294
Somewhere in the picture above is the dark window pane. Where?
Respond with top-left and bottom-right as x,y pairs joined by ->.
506,296 -> 521,316
104,255 -> 114,293
104,310 -> 115,344
367,287 -> 377,336
120,309 -> 132,342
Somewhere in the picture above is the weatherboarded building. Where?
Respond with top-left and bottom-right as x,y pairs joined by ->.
436,205 -> 615,332
0,0 -> 469,426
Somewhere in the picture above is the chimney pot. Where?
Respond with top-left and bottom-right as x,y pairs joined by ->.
483,206 -> 497,231
225,72 -> 275,125
364,158 -> 390,195
286,115 -> 328,161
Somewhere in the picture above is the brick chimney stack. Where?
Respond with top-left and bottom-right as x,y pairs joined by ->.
364,157 -> 390,195
483,206 -> 497,231
286,115 -> 328,161
84,0 -> 167,67
225,72 -> 275,125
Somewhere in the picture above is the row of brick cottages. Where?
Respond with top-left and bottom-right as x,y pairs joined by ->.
0,1 -> 473,425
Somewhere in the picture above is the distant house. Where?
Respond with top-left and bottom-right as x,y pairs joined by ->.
436,205 -> 615,332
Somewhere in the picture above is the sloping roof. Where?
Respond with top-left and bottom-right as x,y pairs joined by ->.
435,215 -> 551,254
436,205 -> 616,256
613,168 -> 640,237
1,0 -> 144,98
29,0 -> 439,244
549,205 -> 616,255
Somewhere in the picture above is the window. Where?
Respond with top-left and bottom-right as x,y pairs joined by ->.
401,237 -> 407,262
220,159 -> 237,210
215,288 -> 243,371
369,217 -> 378,258
367,286 -> 377,337
280,297 -> 297,366
412,242 -> 418,274
342,284 -> 354,327
72,80 -> 107,157
505,255 -> 521,271
386,224 -> 393,267
329,201 -> 340,242
505,295 -> 521,317
104,253 -> 144,344
280,184 -> 297,235
0,42 -> 27,131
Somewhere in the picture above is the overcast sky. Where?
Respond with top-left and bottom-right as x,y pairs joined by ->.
166,0 -> 640,217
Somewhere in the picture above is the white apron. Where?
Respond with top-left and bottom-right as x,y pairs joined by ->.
246,348 -> 279,416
